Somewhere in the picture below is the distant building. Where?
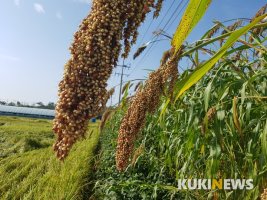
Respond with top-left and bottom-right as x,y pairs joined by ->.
0,105 -> 55,119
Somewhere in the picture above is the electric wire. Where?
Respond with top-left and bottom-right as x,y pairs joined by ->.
128,0 -> 188,77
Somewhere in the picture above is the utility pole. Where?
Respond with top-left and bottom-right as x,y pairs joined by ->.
115,60 -> 130,104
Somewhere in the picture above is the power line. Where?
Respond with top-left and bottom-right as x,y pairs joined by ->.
129,0 -> 188,77
115,60 -> 131,104
136,0 -> 177,48
130,0 -> 176,67
154,0 -> 177,32
133,0 -> 188,69
110,79 -> 146,89
137,19 -> 154,48
161,0 -> 187,31
165,0 -> 188,31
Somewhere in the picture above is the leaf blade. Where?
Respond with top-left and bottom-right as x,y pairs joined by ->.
172,0 -> 212,53
174,14 -> 267,101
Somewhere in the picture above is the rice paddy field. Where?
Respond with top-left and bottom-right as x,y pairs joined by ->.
0,116 -> 99,200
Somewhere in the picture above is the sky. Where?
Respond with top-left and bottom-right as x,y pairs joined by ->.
0,0 -> 266,105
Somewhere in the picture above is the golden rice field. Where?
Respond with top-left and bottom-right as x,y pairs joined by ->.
0,116 -> 99,200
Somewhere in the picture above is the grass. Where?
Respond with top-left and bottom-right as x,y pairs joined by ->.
93,63 -> 267,199
0,116 -> 100,200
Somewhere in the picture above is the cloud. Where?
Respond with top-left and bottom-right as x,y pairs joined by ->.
56,12 -> 63,20
34,3 -> 45,14
14,0 -> 20,6
73,0 -> 91,4
0,54 -> 20,62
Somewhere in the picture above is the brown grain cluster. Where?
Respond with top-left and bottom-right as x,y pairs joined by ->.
261,188 -> 267,200
220,20 -> 243,46
53,0 -> 161,160
154,0 -> 164,18
201,106 -> 217,134
116,48 -> 183,171
221,20 -> 242,35
249,3 -> 267,42
206,23 -> 220,39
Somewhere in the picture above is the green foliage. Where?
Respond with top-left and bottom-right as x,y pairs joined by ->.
0,116 -> 99,200
174,14 -> 266,101
93,58 -> 267,199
